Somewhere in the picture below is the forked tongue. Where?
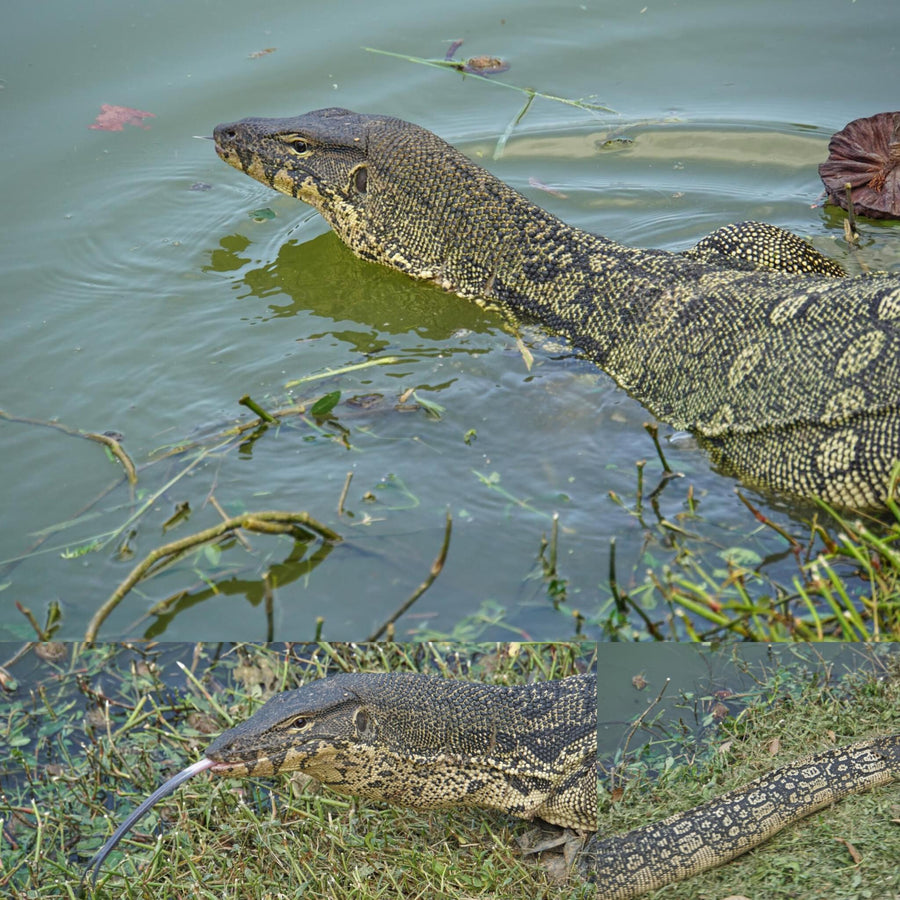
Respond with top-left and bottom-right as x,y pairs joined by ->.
82,757 -> 215,889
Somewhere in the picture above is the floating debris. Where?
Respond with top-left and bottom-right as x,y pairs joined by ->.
463,55 -> 510,75
444,40 -> 510,75
89,104 -> 156,131
528,177 -> 568,199
819,111 -> 900,220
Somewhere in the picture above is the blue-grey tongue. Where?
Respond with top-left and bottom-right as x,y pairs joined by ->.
82,756 -> 215,888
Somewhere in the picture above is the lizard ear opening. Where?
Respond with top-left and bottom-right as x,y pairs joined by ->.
351,164 -> 368,195
353,706 -> 377,740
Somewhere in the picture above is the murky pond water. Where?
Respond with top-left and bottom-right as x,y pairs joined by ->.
2,0 -> 899,640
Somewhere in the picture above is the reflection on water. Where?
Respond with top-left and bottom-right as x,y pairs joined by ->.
206,230 -> 506,344
143,536 -> 338,640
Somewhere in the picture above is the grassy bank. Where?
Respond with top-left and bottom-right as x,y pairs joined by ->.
1,642 -> 898,899
599,645 -> 900,899
0,642 -> 594,900
600,459 -> 900,642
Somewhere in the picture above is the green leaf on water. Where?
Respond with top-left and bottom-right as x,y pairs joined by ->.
60,541 -> 102,559
248,207 -> 276,222
203,544 -> 222,567
412,391 -> 444,419
311,391 -> 341,419
718,547 -> 763,568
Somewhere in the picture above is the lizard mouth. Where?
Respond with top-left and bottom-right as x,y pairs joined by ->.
206,756 -> 264,776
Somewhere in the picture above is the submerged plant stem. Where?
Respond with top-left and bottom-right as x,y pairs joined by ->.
284,355 -> 403,389
239,394 -> 278,423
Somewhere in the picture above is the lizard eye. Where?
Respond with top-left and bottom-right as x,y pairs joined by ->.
282,715 -> 312,730
289,139 -> 310,155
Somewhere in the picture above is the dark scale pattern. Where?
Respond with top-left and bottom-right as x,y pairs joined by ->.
212,108 -> 900,507
580,734 -> 900,899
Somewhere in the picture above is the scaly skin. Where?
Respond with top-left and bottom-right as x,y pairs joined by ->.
205,671 -> 599,831
581,733 -> 900,898
213,108 -> 900,509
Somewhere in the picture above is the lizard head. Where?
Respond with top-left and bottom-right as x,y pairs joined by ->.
204,671 -> 380,780
212,107 -> 537,296
213,108 -> 373,237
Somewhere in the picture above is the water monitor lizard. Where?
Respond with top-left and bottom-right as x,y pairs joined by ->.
213,108 -> 900,510
83,672 -> 900,897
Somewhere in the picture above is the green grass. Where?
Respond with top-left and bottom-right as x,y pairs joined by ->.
602,459 -> 900,642
1,642 -> 898,900
598,646 -> 900,900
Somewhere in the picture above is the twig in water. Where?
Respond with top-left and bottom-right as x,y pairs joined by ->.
337,471 -> 353,516
735,491 -> 802,552
239,395 -> 278,424
643,422 -> 672,474
92,433 -> 137,485
367,511 -> 452,640
364,48 -> 617,115
607,536 -> 665,639
0,409 -> 137,484
538,513 -> 567,605
608,537 -> 626,614
263,572 -> 274,642
843,182 -> 860,246
101,440 -> 235,553
15,603 -> 49,641
208,494 -> 252,550
0,642 -> 36,676
635,459 -> 646,518
284,355 -> 403,389
84,511 -> 341,642
547,513 -> 559,575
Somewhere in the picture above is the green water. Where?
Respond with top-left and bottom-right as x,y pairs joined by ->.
2,0 -> 899,641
